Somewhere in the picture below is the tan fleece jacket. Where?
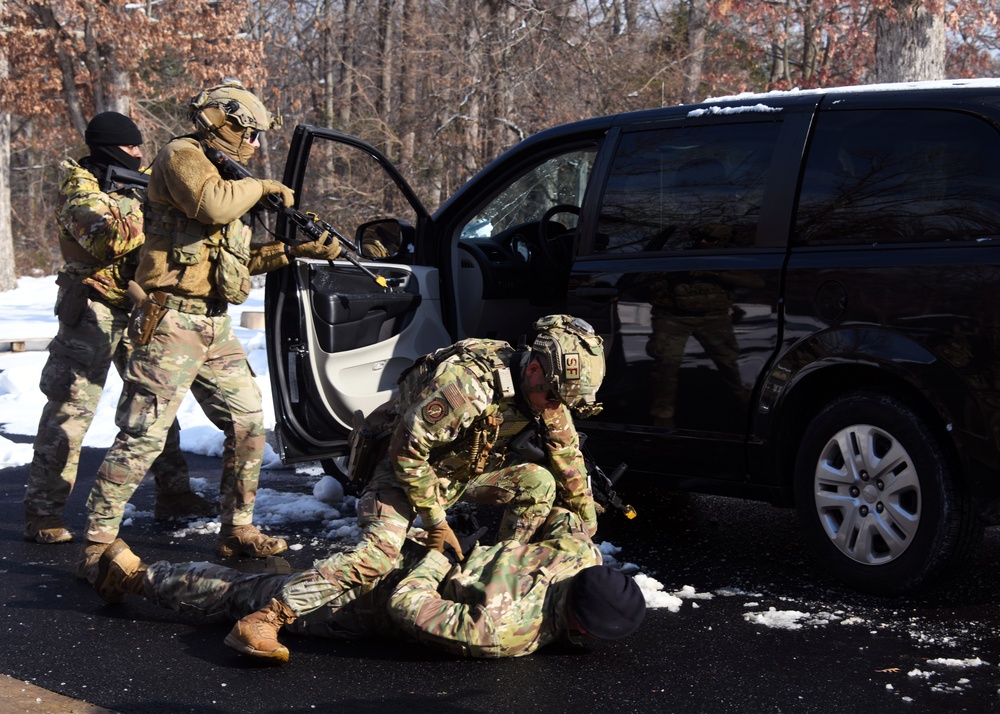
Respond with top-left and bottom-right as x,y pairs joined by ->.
137,137 -> 289,299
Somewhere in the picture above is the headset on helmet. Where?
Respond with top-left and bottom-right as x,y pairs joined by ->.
189,78 -> 282,134
531,314 -> 605,417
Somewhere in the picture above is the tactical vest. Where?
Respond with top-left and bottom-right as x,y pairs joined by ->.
348,340 -> 538,483
402,339 -> 536,478
143,201 -> 252,304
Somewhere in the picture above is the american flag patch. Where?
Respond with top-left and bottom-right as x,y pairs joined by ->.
443,382 -> 467,409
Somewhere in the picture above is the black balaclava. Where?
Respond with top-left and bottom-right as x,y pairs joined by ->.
84,111 -> 143,172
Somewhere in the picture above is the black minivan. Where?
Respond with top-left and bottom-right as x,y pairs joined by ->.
263,78 -> 1000,594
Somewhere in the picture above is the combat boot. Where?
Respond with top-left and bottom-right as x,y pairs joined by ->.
76,540 -> 111,585
154,490 -> 219,520
224,598 -> 297,663
23,514 -> 73,544
216,524 -> 288,558
94,539 -> 147,604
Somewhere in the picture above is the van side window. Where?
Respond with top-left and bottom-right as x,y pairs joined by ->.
795,109 -> 1000,245
595,122 -> 781,254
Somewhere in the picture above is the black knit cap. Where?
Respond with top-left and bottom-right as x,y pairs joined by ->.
568,565 -> 646,640
85,112 -> 143,147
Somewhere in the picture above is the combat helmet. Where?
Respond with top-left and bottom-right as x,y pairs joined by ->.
531,314 -> 605,417
189,78 -> 281,163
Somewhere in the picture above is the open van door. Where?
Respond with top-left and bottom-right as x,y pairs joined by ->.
264,125 -> 452,467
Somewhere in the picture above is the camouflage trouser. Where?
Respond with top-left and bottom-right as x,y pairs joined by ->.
647,312 -> 747,424
277,455 -> 555,617
141,551 -> 414,640
84,309 -> 265,544
23,299 -> 190,521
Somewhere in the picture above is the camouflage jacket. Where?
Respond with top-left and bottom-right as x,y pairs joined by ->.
137,136 -> 288,300
55,158 -> 145,308
386,507 -> 601,657
388,339 -> 597,534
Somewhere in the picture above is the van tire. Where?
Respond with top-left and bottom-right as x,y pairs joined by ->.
793,391 -> 979,594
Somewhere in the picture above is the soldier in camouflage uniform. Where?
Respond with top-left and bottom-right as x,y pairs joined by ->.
223,314 -> 607,661
77,81 -> 343,578
23,112 -> 216,546
92,507 -> 646,661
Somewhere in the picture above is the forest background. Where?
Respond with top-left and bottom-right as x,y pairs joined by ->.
0,0 -> 998,292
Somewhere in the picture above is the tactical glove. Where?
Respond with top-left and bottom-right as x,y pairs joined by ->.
288,231 -> 342,261
424,520 -> 463,559
259,179 -> 295,208
442,525 -> 488,565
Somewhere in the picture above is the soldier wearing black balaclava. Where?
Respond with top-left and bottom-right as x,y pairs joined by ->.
24,112 -> 215,547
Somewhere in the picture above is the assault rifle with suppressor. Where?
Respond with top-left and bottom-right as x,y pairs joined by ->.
202,146 -> 390,289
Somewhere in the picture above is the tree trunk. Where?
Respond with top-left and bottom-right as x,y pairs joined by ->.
0,0 -> 15,291
339,0 -> 358,128
684,0 -> 708,102
623,0 -> 637,36
399,0 -> 417,169
377,0 -> 395,124
875,0 -> 945,82
460,2 -> 482,178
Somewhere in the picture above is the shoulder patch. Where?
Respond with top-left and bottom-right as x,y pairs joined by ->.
423,399 -> 448,423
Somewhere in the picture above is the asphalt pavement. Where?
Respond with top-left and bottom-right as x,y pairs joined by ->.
3,432 -> 1000,713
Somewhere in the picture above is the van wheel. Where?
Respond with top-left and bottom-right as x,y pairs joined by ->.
793,391 -> 979,594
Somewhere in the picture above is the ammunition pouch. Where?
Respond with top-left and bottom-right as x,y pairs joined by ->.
213,219 -> 252,305
128,289 -> 169,346
54,271 -> 91,327
346,398 -> 397,484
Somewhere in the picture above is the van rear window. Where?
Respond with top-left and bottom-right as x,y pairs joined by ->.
795,109 -> 1000,246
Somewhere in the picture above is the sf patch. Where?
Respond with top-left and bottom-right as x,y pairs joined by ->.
563,352 -> 581,380
423,399 -> 448,423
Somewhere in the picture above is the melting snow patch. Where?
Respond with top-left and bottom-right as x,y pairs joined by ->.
673,585 -> 713,601
744,608 -> 809,630
840,616 -> 866,626
631,573 -> 683,612
743,607 -> 841,630
927,657 -> 987,668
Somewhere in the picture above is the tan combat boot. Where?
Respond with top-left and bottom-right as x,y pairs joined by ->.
154,491 -> 219,520
94,539 -> 147,604
24,514 -> 73,544
76,541 -> 112,585
216,524 -> 288,558
224,598 -> 297,663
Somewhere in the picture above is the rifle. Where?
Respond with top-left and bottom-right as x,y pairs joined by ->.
102,165 -> 149,194
580,434 -> 636,520
202,146 -> 389,289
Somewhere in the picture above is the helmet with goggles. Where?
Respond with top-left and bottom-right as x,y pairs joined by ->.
189,78 -> 281,133
189,79 -> 281,164
530,315 -> 605,417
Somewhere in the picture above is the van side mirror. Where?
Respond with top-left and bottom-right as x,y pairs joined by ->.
355,219 -> 413,260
